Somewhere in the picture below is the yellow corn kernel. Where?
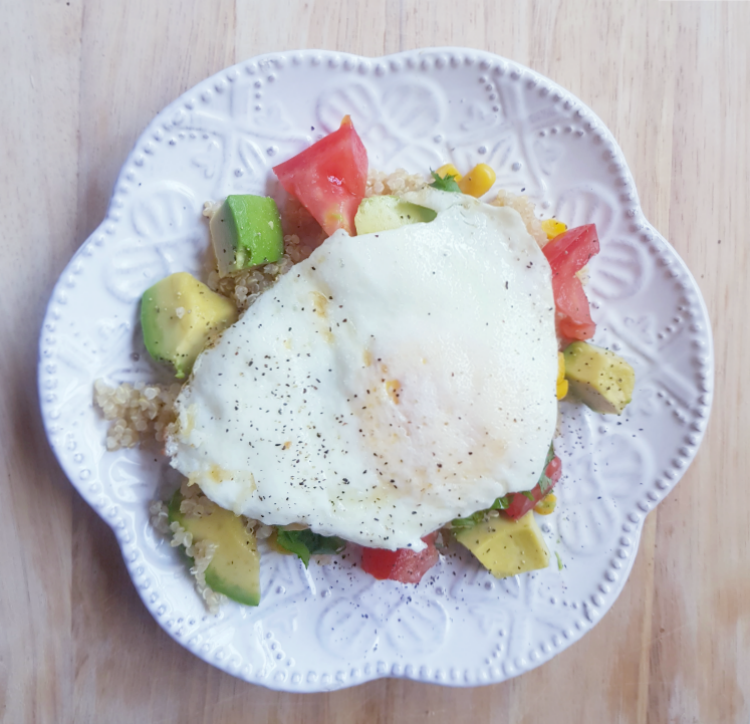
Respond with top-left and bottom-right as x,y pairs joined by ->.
556,352 -> 568,399
435,163 -> 463,182
534,493 -> 557,516
458,163 -> 496,197
541,218 -> 567,240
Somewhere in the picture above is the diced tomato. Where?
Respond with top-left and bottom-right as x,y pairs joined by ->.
360,532 -> 439,584
542,224 -> 600,341
555,275 -> 597,340
543,224 -> 599,274
272,116 -> 368,237
504,455 -> 562,521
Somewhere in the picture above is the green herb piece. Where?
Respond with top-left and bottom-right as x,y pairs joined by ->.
429,171 -> 461,193
491,495 -> 511,510
555,551 -> 563,571
275,529 -> 346,567
451,495 -> 512,529
450,510 -> 486,529
521,490 -> 536,502
538,444 -> 556,494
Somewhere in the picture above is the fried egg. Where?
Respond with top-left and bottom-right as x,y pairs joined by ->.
166,188 -> 558,550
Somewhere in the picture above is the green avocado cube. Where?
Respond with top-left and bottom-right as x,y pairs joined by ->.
168,490 -> 261,607
210,195 -> 284,276
354,195 -> 437,235
140,272 -> 238,378
455,511 -> 550,578
563,341 -> 635,415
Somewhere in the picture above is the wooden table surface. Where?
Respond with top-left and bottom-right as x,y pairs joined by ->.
2,1 -> 748,722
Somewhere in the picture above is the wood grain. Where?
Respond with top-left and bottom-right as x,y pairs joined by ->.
1,0 -> 747,722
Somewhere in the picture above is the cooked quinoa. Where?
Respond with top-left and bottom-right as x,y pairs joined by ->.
365,168 -> 427,197
150,497 -> 226,613
93,379 -> 180,451
491,189 -> 548,248
206,257 -> 293,311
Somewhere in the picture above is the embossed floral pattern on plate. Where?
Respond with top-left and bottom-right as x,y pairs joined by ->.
38,48 -> 713,692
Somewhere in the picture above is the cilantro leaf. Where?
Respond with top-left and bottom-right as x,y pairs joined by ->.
429,171 -> 461,193
275,529 -> 346,567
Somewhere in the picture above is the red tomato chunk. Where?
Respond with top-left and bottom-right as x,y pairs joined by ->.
361,532 -> 439,583
504,455 -> 563,521
273,116 -> 368,237
542,224 -> 600,341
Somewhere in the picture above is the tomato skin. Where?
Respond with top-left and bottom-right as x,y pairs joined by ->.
360,547 -> 398,580
554,275 -> 597,341
361,532 -> 439,584
272,116 -> 368,237
504,456 -> 562,521
542,224 -> 600,341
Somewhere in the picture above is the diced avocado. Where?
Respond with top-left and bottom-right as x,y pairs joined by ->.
210,195 -> 284,275
141,272 -> 238,379
563,341 -> 635,415
354,195 -> 437,235
455,511 -> 550,578
168,490 -> 261,607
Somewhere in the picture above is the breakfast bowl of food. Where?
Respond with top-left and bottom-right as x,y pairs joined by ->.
38,48 -> 713,691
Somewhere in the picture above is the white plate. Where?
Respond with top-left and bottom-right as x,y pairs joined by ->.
38,48 -> 713,692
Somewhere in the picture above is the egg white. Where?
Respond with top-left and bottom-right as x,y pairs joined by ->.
166,188 -> 558,550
